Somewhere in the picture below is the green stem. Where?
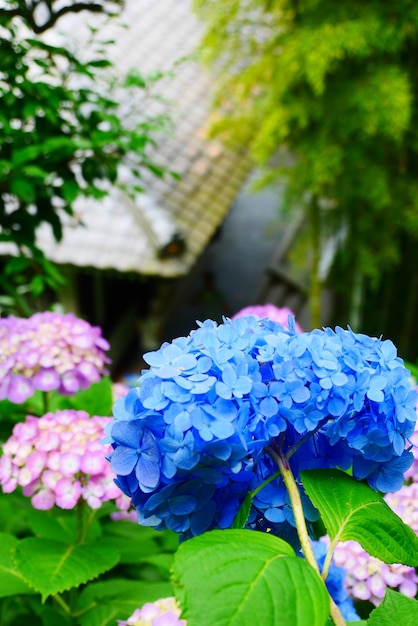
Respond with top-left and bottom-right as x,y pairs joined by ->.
266,445 -> 346,626
321,536 -> 340,583
76,499 -> 86,544
53,593 -> 71,615
251,469 -> 281,498
76,499 -> 96,544
43,390 -> 50,414
267,446 -> 319,573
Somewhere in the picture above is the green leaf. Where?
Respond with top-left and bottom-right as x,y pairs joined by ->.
61,180 -> 80,203
102,521 -> 166,565
11,145 -> 42,167
368,589 -> 418,625
0,533 -> 35,597
301,469 -> 418,566
52,377 -> 113,416
13,537 -> 119,601
0,492 -> 32,535
24,508 -> 101,544
25,596 -> 74,626
76,579 -> 174,626
4,256 -> 31,276
10,178 -> 36,203
29,275 -> 45,297
22,165 -> 48,179
172,529 -> 329,626
231,491 -> 253,529
87,59 -> 113,68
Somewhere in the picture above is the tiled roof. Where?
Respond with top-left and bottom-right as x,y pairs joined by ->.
1,0 -> 252,277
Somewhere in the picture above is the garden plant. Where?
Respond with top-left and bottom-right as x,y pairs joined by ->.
1,307 -> 418,625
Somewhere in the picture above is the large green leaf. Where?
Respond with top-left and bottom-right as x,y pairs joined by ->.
102,521 -> 166,565
13,537 -> 119,601
301,469 -> 418,566
0,533 -> 35,597
76,579 -> 174,626
368,589 -> 418,625
172,529 -> 330,626
24,508 -> 102,544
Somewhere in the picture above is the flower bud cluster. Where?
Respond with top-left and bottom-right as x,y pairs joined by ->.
118,597 -> 185,626
0,409 -> 130,511
107,316 -> 417,539
0,312 -> 110,403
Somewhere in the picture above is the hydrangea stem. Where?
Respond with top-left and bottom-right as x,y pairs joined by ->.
266,445 -> 346,626
52,593 -> 71,615
43,390 -> 50,414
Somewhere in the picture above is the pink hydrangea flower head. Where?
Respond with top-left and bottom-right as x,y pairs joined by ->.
331,450 -> 418,606
232,303 -> 302,332
333,539 -> 418,606
0,312 -> 110,403
118,598 -> 186,626
0,409 -> 132,512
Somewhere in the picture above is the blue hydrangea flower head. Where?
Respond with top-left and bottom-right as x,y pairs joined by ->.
106,316 -> 417,540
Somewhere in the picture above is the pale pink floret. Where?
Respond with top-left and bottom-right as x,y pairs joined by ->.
32,488 -> 56,510
59,452 -> 81,477
55,478 -> 82,509
118,598 -> 186,626
0,409 -> 131,513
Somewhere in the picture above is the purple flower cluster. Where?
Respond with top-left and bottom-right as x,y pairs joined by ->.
106,316 -> 417,539
118,598 -> 185,626
0,409 -> 131,511
333,538 -> 418,606
232,303 -> 303,332
331,416 -> 418,606
0,312 -> 110,403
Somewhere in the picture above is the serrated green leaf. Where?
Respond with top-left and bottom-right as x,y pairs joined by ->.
368,589 -> 418,625
13,537 -> 119,601
76,579 -> 173,626
0,492 -> 32,535
172,529 -> 329,626
25,508 -> 101,544
0,533 -> 35,597
102,522 -> 164,565
301,469 -> 418,566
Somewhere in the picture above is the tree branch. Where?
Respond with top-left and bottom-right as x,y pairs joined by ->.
0,1 -> 123,33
